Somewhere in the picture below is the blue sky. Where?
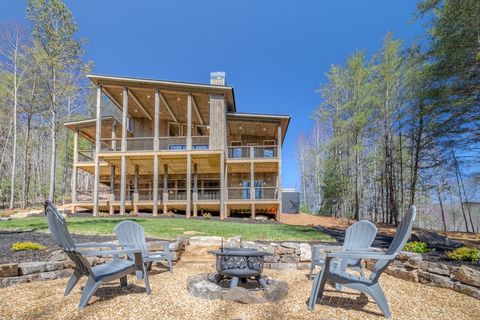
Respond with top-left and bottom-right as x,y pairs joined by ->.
2,0 -> 424,190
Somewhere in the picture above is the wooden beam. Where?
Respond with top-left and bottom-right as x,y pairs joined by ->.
93,85 -> 102,216
192,95 -> 204,125
159,92 -> 178,123
102,87 -> 122,110
129,90 -> 152,120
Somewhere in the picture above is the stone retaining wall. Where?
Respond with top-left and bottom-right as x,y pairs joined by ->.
366,251 -> 480,299
1,235 -> 479,301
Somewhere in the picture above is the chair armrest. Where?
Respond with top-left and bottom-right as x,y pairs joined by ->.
76,242 -> 119,250
81,248 -> 142,257
326,251 -> 393,260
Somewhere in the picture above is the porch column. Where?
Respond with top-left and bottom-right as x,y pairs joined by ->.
152,90 -> 160,216
250,161 -> 255,202
71,129 -> 79,214
120,87 -> 128,215
193,163 -> 198,217
153,155 -> 159,216
133,165 -> 139,214
163,164 -> 168,214
109,166 -> 115,215
220,153 -> 225,219
93,85 -> 102,216
277,125 -> 282,219
186,154 -> 192,218
111,121 -> 117,151
187,93 -> 192,150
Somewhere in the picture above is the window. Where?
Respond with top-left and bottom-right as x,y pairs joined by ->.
168,123 -> 180,137
196,125 -> 210,136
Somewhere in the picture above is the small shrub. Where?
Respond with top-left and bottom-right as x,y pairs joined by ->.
164,211 -> 175,218
97,211 -> 110,217
403,241 -> 431,253
12,241 -> 46,251
202,212 -> 212,219
447,247 -> 480,262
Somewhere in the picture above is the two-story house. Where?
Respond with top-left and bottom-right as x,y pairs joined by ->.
64,72 -> 290,220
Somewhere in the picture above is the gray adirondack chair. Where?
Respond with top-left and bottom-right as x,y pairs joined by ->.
115,220 -> 173,271
310,220 -> 378,279
44,201 -> 151,308
308,206 -> 417,319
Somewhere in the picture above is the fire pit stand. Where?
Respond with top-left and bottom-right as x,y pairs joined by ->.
208,247 -> 272,289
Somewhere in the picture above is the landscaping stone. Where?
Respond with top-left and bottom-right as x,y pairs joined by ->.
188,280 -> 223,300
296,263 -> 311,271
386,266 -> 419,282
18,261 -> 64,275
280,242 -> 299,250
46,250 -> 68,261
0,263 -> 18,277
263,254 -> 280,263
189,236 -> 224,247
453,282 -> 480,299
454,266 -> 480,287
418,270 -> 455,289
241,241 -> 275,255
264,280 -> 289,302
225,236 -> 242,248
269,263 -> 297,270
280,254 -> 299,263
298,243 -> 312,262
223,287 -> 266,304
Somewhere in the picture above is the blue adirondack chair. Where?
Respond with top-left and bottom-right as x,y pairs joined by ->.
44,201 -> 151,308
115,220 -> 173,271
308,206 -> 417,319
310,220 -> 378,279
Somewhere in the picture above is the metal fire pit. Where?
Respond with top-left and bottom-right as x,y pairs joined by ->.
208,247 -> 272,289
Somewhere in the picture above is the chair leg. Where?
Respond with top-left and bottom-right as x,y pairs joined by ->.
365,282 -> 391,319
143,264 -> 152,295
79,276 -> 102,309
65,269 -> 82,296
120,276 -> 127,287
308,264 -> 329,310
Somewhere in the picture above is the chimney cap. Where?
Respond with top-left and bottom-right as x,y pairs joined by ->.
210,71 -> 226,85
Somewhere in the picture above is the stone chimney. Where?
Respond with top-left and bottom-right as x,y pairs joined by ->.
210,71 -> 226,85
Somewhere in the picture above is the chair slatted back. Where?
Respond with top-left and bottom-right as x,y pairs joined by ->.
44,201 -> 91,276
115,220 -> 148,260
370,206 -> 416,282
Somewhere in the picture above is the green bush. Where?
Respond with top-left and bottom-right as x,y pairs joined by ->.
447,247 -> 480,262
403,241 -> 431,253
11,241 -> 46,251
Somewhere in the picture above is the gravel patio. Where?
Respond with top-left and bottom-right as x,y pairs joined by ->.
0,262 -> 479,320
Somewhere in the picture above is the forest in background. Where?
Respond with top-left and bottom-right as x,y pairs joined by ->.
297,0 -> 480,232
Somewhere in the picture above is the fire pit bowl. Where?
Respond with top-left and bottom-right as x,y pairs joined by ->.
208,247 -> 272,289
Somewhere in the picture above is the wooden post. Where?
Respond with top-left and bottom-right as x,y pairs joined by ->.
193,163 -> 198,217
277,125 -> 282,219
93,85 -> 102,216
133,165 -> 139,214
250,161 -> 255,201
220,153 -> 225,219
120,87 -> 128,215
109,166 -> 115,215
186,154 -> 191,218
71,129 -> 79,214
187,93 -> 192,150
121,87 -> 129,152
111,121 -> 117,151
163,164 -> 168,214
153,155 -> 158,216
154,90 -> 160,150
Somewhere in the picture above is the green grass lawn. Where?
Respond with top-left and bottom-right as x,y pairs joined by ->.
0,217 -> 332,242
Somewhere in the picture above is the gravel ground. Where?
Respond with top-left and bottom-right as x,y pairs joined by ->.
0,262 -> 478,320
